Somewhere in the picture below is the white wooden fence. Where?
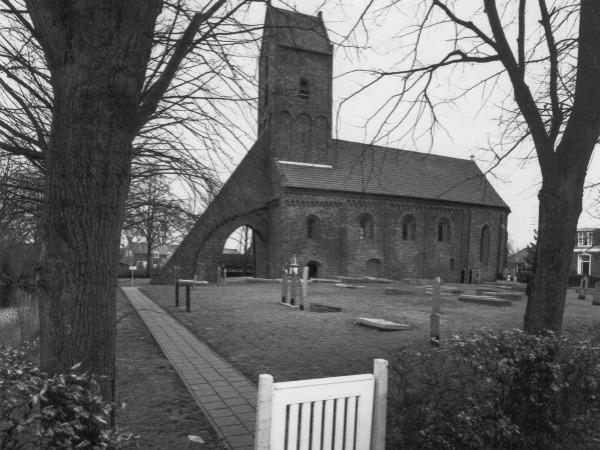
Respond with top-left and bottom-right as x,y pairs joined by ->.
254,359 -> 388,450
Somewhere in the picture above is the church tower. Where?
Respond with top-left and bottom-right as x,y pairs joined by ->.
258,6 -> 333,165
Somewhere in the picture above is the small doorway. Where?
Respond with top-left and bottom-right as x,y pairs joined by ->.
367,258 -> 382,278
306,261 -> 319,279
579,253 -> 591,276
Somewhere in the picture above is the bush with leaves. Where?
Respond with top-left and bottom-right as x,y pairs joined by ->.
388,328 -> 600,449
1,342 -> 133,449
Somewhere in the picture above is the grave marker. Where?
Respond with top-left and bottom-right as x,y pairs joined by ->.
579,276 -> 589,300
430,313 -> 440,346
300,266 -> 308,310
281,266 -> 288,303
432,277 -> 441,314
593,283 -> 600,306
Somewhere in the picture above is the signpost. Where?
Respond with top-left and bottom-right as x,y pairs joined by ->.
129,266 -> 136,285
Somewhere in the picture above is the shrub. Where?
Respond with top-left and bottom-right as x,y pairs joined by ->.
388,329 -> 600,449
1,342 -> 133,449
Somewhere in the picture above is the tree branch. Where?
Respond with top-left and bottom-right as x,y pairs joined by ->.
135,0 -> 227,131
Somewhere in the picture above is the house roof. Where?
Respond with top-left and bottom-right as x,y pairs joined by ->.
265,6 -> 331,55
125,243 -> 177,255
276,139 -> 509,210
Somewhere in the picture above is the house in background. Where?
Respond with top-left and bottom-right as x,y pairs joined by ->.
571,228 -> 600,276
120,242 -> 177,273
507,247 -> 533,277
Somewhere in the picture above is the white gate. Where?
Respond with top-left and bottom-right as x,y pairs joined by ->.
254,359 -> 388,450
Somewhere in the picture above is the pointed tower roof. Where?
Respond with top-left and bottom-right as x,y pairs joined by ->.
265,6 -> 332,55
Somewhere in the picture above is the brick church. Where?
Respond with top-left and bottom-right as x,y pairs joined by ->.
154,5 -> 509,284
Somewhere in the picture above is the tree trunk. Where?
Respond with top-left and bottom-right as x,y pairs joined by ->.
524,172 -> 583,334
31,1 -> 162,401
146,239 -> 153,278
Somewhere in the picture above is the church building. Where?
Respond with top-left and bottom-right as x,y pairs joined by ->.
153,6 -> 510,284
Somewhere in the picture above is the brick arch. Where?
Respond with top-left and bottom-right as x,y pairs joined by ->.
193,213 -> 269,282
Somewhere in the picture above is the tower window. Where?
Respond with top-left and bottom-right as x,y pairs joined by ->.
299,78 -> 309,99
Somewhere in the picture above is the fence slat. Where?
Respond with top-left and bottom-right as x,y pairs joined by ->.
299,402 -> 311,450
333,398 -> 345,450
345,397 -> 357,450
287,404 -> 299,450
322,399 -> 334,450
311,401 -> 323,450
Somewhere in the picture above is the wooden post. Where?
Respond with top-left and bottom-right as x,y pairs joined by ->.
175,280 -> 179,307
300,266 -> 308,310
593,283 -> 600,306
185,285 -> 191,312
430,313 -> 440,346
254,374 -> 274,450
290,271 -> 297,306
281,267 -> 288,303
371,359 -> 388,450
432,276 -> 441,314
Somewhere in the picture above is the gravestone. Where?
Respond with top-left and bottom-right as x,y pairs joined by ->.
356,317 -> 410,331
458,294 -> 511,306
432,277 -> 441,314
593,285 -> 600,306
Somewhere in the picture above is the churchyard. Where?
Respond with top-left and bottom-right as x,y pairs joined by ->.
140,278 -> 599,384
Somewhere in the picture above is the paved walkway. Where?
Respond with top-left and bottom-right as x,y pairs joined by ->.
121,287 -> 257,450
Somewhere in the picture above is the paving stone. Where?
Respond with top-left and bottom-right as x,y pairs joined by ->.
121,287 -> 257,450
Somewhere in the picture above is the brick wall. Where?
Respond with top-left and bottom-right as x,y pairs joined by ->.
280,190 -> 508,282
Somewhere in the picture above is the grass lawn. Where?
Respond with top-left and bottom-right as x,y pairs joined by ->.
140,279 -> 600,384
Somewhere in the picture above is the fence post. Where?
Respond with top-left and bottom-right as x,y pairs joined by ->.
175,280 -> 179,307
254,374 -> 274,450
185,285 -> 191,312
371,359 -> 388,450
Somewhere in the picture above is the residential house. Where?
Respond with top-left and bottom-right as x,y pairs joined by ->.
571,228 -> 600,276
121,242 -> 177,274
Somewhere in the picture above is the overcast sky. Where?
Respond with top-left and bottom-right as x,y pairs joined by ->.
220,0 -> 600,250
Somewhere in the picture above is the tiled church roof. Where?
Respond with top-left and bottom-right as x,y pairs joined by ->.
276,139 -> 510,209
266,6 -> 332,55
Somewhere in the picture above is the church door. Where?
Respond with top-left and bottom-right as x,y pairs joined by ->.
367,259 -> 382,278
306,261 -> 319,279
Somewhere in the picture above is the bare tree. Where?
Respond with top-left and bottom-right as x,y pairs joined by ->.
339,0 -> 599,333
0,0 -> 260,400
122,175 -> 197,277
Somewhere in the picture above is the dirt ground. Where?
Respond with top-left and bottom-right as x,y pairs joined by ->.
139,279 -> 600,384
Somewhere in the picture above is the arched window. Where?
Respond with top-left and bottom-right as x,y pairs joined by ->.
480,225 -> 490,265
438,217 -> 451,242
299,78 -> 309,99
307,215 -> 320,240
402,214 -> 416,241
359,214 -> 374,240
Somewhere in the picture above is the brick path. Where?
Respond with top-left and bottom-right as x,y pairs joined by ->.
121,287 -> 257,450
